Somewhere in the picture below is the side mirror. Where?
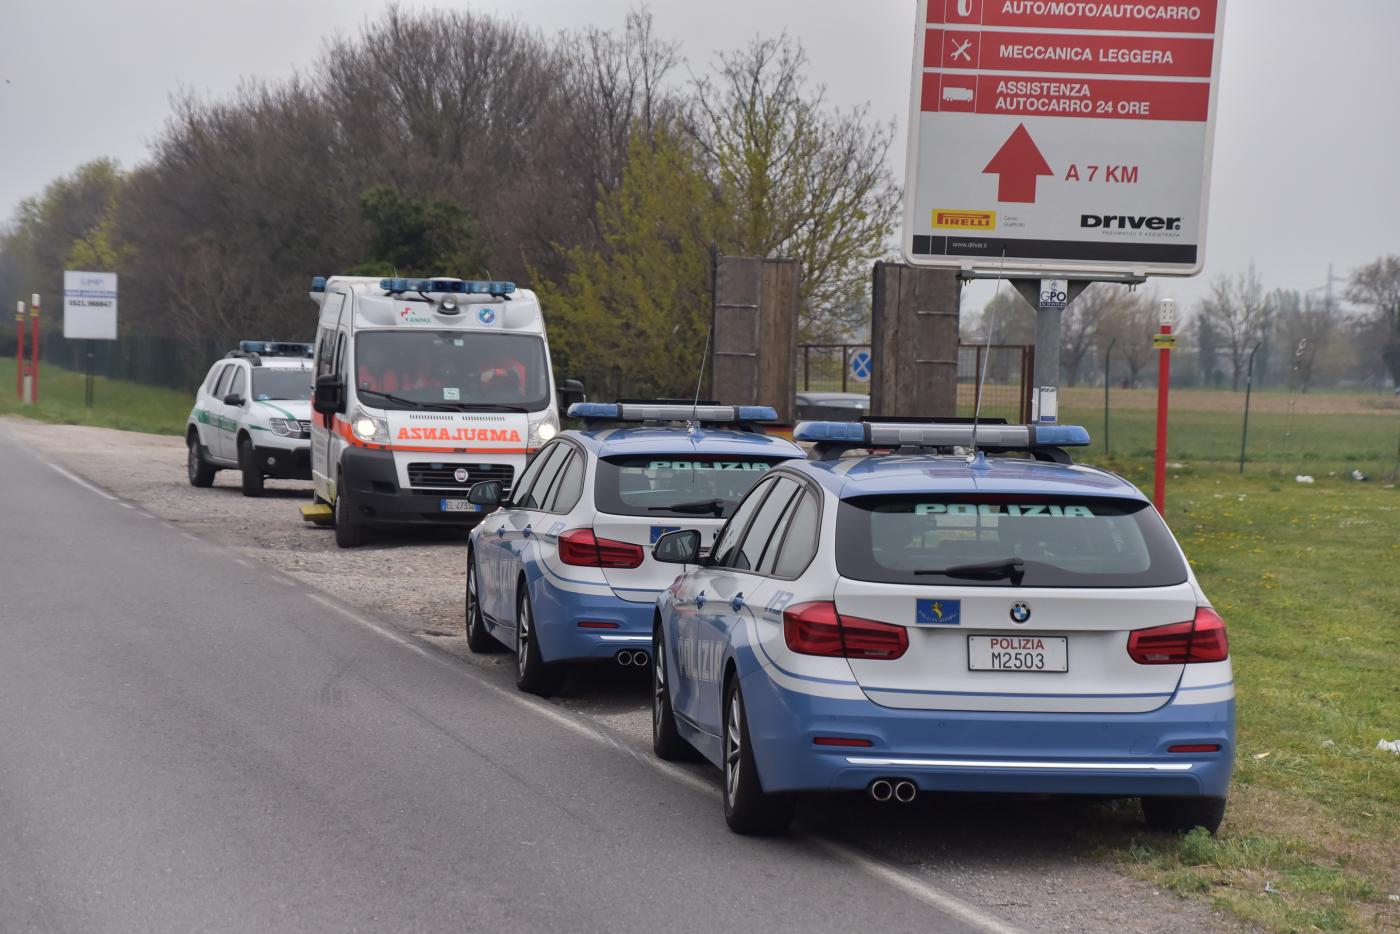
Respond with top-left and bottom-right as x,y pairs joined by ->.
468,480 -> 503,511
654,529 -> 703,565
222,393 -> 245,407
313,374 -> 345,416
558,378 -> 586,411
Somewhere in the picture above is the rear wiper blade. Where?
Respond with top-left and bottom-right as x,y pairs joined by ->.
916,557 -> 1025,585
358,389 -> 459,412
650,499 -> 726,516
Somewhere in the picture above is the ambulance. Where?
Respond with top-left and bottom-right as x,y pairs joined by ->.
307,276 -> 579,547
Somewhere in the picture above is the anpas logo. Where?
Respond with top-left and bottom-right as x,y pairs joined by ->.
933,209 -> 996,231
1081,214 -> 1182,231
396,427 -> 522,443
478,307 -> 497,325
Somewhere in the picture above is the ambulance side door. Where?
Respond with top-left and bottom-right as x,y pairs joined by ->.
310,292 -> 347,499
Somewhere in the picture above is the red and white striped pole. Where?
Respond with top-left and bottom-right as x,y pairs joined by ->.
1152,298 -> 1177,515
29,293 -> 41,405
14,301 -> 24,399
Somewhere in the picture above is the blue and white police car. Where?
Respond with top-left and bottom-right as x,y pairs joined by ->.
649,419 -> 1235,836
463,402 -> 805,696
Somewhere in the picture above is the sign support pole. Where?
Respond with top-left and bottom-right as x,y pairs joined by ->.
14,302 -> 24,400
1238,341 -> 1263,474
85,341 -> 95,414
1153,299 -> 1177,515
29,294 -> 41,406
1103,338 -> 1115,457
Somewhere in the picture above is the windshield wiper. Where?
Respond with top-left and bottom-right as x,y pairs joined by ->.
358,389 -> 460,412
916,557 -> 1025,585
650,498 -> 726,517
449,403 -> 529,413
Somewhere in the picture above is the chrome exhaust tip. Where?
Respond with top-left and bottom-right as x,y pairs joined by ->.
894,780 -> 918,803
869,779 -> 893,803
616,650 -> 634,666
632,651 -> 650,666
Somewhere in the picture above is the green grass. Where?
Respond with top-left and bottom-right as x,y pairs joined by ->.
0,357 -> 191,435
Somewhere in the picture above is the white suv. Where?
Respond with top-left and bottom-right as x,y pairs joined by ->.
186,342 -> 314,496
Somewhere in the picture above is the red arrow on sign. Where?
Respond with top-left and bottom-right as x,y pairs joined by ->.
983,124 -> 1054,203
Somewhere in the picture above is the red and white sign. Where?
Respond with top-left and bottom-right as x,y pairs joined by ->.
902,0 -> 1228,276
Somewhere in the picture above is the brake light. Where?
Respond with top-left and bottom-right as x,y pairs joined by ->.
783,601 -> 907,661
813,736 -> 874,747
1168,744 -> 1221,753
558,529 -> 645,569
1127,607 -> 1229,665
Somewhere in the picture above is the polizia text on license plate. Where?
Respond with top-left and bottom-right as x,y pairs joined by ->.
967,635 -> 1068,672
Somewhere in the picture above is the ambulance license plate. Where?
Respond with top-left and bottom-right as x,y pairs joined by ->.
440,499 -> 481,514
967,635 -> 1068,672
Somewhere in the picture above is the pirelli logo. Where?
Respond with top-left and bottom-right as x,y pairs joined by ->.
933,209 -> 996,231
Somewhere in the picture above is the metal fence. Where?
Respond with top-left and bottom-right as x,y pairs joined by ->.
958,344 -> 1034,423
797,344 -> 872,393
6,331 -> 225,392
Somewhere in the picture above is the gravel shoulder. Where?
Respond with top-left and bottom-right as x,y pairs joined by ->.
2,416 -> 1248,934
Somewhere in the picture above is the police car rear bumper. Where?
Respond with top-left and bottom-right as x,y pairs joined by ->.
739,670 -> 1234,799
531,575 -> 656,663
340,448 -> 485,527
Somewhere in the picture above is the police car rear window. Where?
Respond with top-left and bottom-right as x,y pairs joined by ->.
594,456 -> 789,519
835,494 -> 1187,588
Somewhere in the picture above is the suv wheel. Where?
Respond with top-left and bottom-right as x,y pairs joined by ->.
238,437 -> 265,497
187,432 -> 216,488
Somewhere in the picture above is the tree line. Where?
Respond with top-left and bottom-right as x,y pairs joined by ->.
0,6 -> 900,397
963,257 -> 1400,393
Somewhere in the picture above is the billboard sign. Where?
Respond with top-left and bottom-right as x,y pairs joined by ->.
63,270 -> 118,340
902,0 -> 1227,277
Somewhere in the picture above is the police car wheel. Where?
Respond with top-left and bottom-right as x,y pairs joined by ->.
238,438 -> 265,498
1141,796 -> 1227,835
651,626 -> 694,761
515,586 -> 562,696
464,553 -> 500,653
722,680 -> 794,835
187,433 -> 216,488
333,486 -> 368,548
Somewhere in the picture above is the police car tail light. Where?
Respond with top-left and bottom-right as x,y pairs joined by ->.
558,529 -> 645,569
1127,607 -> 1229,665
782,601 -> 907,661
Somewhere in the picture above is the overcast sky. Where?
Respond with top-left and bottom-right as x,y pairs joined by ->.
2,0 -> 1397,310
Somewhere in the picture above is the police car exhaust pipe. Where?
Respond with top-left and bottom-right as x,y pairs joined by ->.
869,779 -> 894,803
894,780 -> 918,804
616,650 -> 635,666
633,651 -> 649,666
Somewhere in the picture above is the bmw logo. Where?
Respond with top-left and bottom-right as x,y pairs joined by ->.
453,468 -> 470,484
1010,602 -> 1032,624
478,308 -> 497,325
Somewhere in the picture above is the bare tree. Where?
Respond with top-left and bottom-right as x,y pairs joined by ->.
1060,284 -> 1125,386
1100,290 -> 1158,388
1345,255 -> 1400,386
1199,264 -> 1274,390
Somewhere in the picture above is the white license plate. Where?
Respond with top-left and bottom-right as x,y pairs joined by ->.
440,499 -> 481,514
967,635 -> 1068,672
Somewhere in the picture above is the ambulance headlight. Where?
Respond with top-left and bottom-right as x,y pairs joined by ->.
528,413 -> 559,449
350,408 -> 390,445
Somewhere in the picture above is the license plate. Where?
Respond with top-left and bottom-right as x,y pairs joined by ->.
967,635 -> 1068,672
441,499 -> 481,514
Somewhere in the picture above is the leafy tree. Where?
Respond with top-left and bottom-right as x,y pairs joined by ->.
353,185 -> 488,279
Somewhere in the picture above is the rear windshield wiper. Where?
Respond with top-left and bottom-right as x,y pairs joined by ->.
358,389 -> 460,412
916,557 -> 1025,585
650,499 -> 726,517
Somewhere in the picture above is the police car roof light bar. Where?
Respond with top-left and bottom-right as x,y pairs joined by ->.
569,402 -> 779,427
239,341 -> 314,359
795,420 -> 1090,464
310,276 -> 327,293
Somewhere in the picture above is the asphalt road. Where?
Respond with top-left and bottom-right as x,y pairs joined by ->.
0,429 -> 1016,933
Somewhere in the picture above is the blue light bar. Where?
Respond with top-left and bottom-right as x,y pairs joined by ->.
794,420 -> 1091,451
1031,425 -> 1091,447
793,421 -> 868,444
239,340 -> 314,358
568,402 -> 778,424
310,276 -> 327,293
380,278 -> 517,296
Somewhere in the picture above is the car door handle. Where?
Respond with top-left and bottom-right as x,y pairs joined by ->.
695,591 -> 706,609
496,527 -> 506,538
731,593 -> 745,612
522,525 -> 533,538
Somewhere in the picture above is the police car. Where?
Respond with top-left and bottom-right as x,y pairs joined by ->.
649,419 -> 1235,836
187,342 -> 315,496
463,402 -> 805,696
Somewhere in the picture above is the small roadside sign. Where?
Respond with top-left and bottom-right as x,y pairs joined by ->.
901,0 -> 1228,278
1153,333 -> 1177,350
1039,279 -> 1068,310
849,350 -> 874,384
63,270 -> 118,340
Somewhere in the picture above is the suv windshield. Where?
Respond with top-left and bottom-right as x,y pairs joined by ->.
251,368 -> 311,401
354,331 -> 549,411
595,455 -> 790,519
836,494 -> 1188,588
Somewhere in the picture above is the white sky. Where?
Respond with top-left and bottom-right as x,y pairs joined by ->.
2,0 -> 1397,309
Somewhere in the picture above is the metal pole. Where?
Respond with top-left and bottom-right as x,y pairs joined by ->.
802,346 -> 810,392
85,343 -> 95,414
29,294 -> 40,405
1104,339 -> 1116,458
1153,299 -> 1177,516
1239,341 -> 1262,475
841,345 -> 850,393
14,302 -> 24,398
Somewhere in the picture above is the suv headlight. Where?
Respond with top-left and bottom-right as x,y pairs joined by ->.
269,417 -> 309,438
528,412 -> 559,448
351,407 -> 390,444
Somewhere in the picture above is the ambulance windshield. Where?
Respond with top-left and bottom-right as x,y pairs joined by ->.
354,332 -> 550,411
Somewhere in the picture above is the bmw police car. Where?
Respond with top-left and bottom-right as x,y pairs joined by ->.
463,402 -> 805,696
187,342 -> 315,496
649,419 -> 1234,836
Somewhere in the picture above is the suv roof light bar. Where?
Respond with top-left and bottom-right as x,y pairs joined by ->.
237,341 -> 313,359
794,420 -> 1090,463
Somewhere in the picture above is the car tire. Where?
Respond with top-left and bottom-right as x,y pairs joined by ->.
333,482 -> 368,548
722,679 -> 795,835
652,625 -> 696,761
464,552 -> 501,653
238,437 -> 265,498
515,585 -> 562,697
187,432 -> 217,488
1141,796 -> 1227,835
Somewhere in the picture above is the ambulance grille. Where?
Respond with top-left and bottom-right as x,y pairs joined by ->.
408,462 -> 515,492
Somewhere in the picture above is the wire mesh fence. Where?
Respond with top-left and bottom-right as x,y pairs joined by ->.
10,332 -> 225,392
957,344 -> 1034,423
797,344 -> 873,393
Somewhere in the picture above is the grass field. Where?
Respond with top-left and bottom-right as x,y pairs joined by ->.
3,359 -> 1397,929
0,357 -> 191,435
